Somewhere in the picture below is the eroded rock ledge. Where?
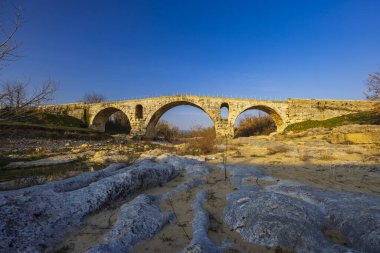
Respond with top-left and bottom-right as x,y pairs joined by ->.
0,157 -> 178,252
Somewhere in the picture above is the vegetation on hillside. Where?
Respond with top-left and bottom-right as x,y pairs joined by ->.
285,111 -> 380,132
0,109 -> 85,128
234,114 -> 276,137
0,121 -> 109,144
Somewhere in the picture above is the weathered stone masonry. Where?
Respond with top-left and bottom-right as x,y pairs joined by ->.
38,95 -> 378,139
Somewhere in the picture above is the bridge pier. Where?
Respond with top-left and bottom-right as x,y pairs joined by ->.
129,120 -> 144,136
215,120 -> 235,140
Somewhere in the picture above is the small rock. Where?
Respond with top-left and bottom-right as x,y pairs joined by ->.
80,143 -> 90,149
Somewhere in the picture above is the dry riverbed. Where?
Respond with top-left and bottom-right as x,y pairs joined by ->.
0,125 -> 379,252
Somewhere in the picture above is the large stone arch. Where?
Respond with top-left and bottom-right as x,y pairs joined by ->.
232,104 -> 285,134
144,100 -> 217,138
90,106 -> 131,132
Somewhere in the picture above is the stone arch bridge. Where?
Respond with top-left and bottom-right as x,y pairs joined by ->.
39,95 -> 377,139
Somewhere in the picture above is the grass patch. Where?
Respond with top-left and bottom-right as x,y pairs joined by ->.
285,111 -> 380,132
0,121 -> 109,141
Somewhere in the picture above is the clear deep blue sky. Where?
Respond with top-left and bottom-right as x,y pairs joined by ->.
1,0 -> 380,128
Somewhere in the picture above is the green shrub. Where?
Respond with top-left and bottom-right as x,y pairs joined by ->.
285,111 -> 380,132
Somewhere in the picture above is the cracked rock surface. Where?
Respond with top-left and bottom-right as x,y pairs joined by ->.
223,165 -> 380,253
87,194 -> 173,253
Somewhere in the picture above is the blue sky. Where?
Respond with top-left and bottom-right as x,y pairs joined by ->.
1,0 -> 379,129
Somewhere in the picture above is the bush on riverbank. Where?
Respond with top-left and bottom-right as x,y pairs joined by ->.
178,126 -> 217,155
154,120 -> 180,142
153,121 -> 218,154
234,114 -> 276,137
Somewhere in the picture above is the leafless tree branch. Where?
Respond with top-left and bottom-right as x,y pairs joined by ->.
0,79 -> 58,110
0,2 -> 23,69
82,92 -> 106,104
365,71 -> 380,101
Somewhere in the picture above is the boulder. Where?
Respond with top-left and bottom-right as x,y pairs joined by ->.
224,189 -> 353,253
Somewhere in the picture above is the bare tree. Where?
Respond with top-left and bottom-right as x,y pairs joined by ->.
0,3 -> 58,120
82,92 -> 105,104
365,71 -> 380,101
0,79 -> 58,109
0,2 -> 22,69
0,80 -> 26,108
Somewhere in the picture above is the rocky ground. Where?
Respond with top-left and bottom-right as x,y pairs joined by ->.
0,135 -> 164,190
226,126 -> 380,195
0,124 -> 379,252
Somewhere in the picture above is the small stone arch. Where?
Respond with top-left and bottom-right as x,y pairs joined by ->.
232,105 -> 285,134
135,104 -> 143,119
90,107 -> 131,132
220,102 -> 229,120
144,101 -> 216,138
